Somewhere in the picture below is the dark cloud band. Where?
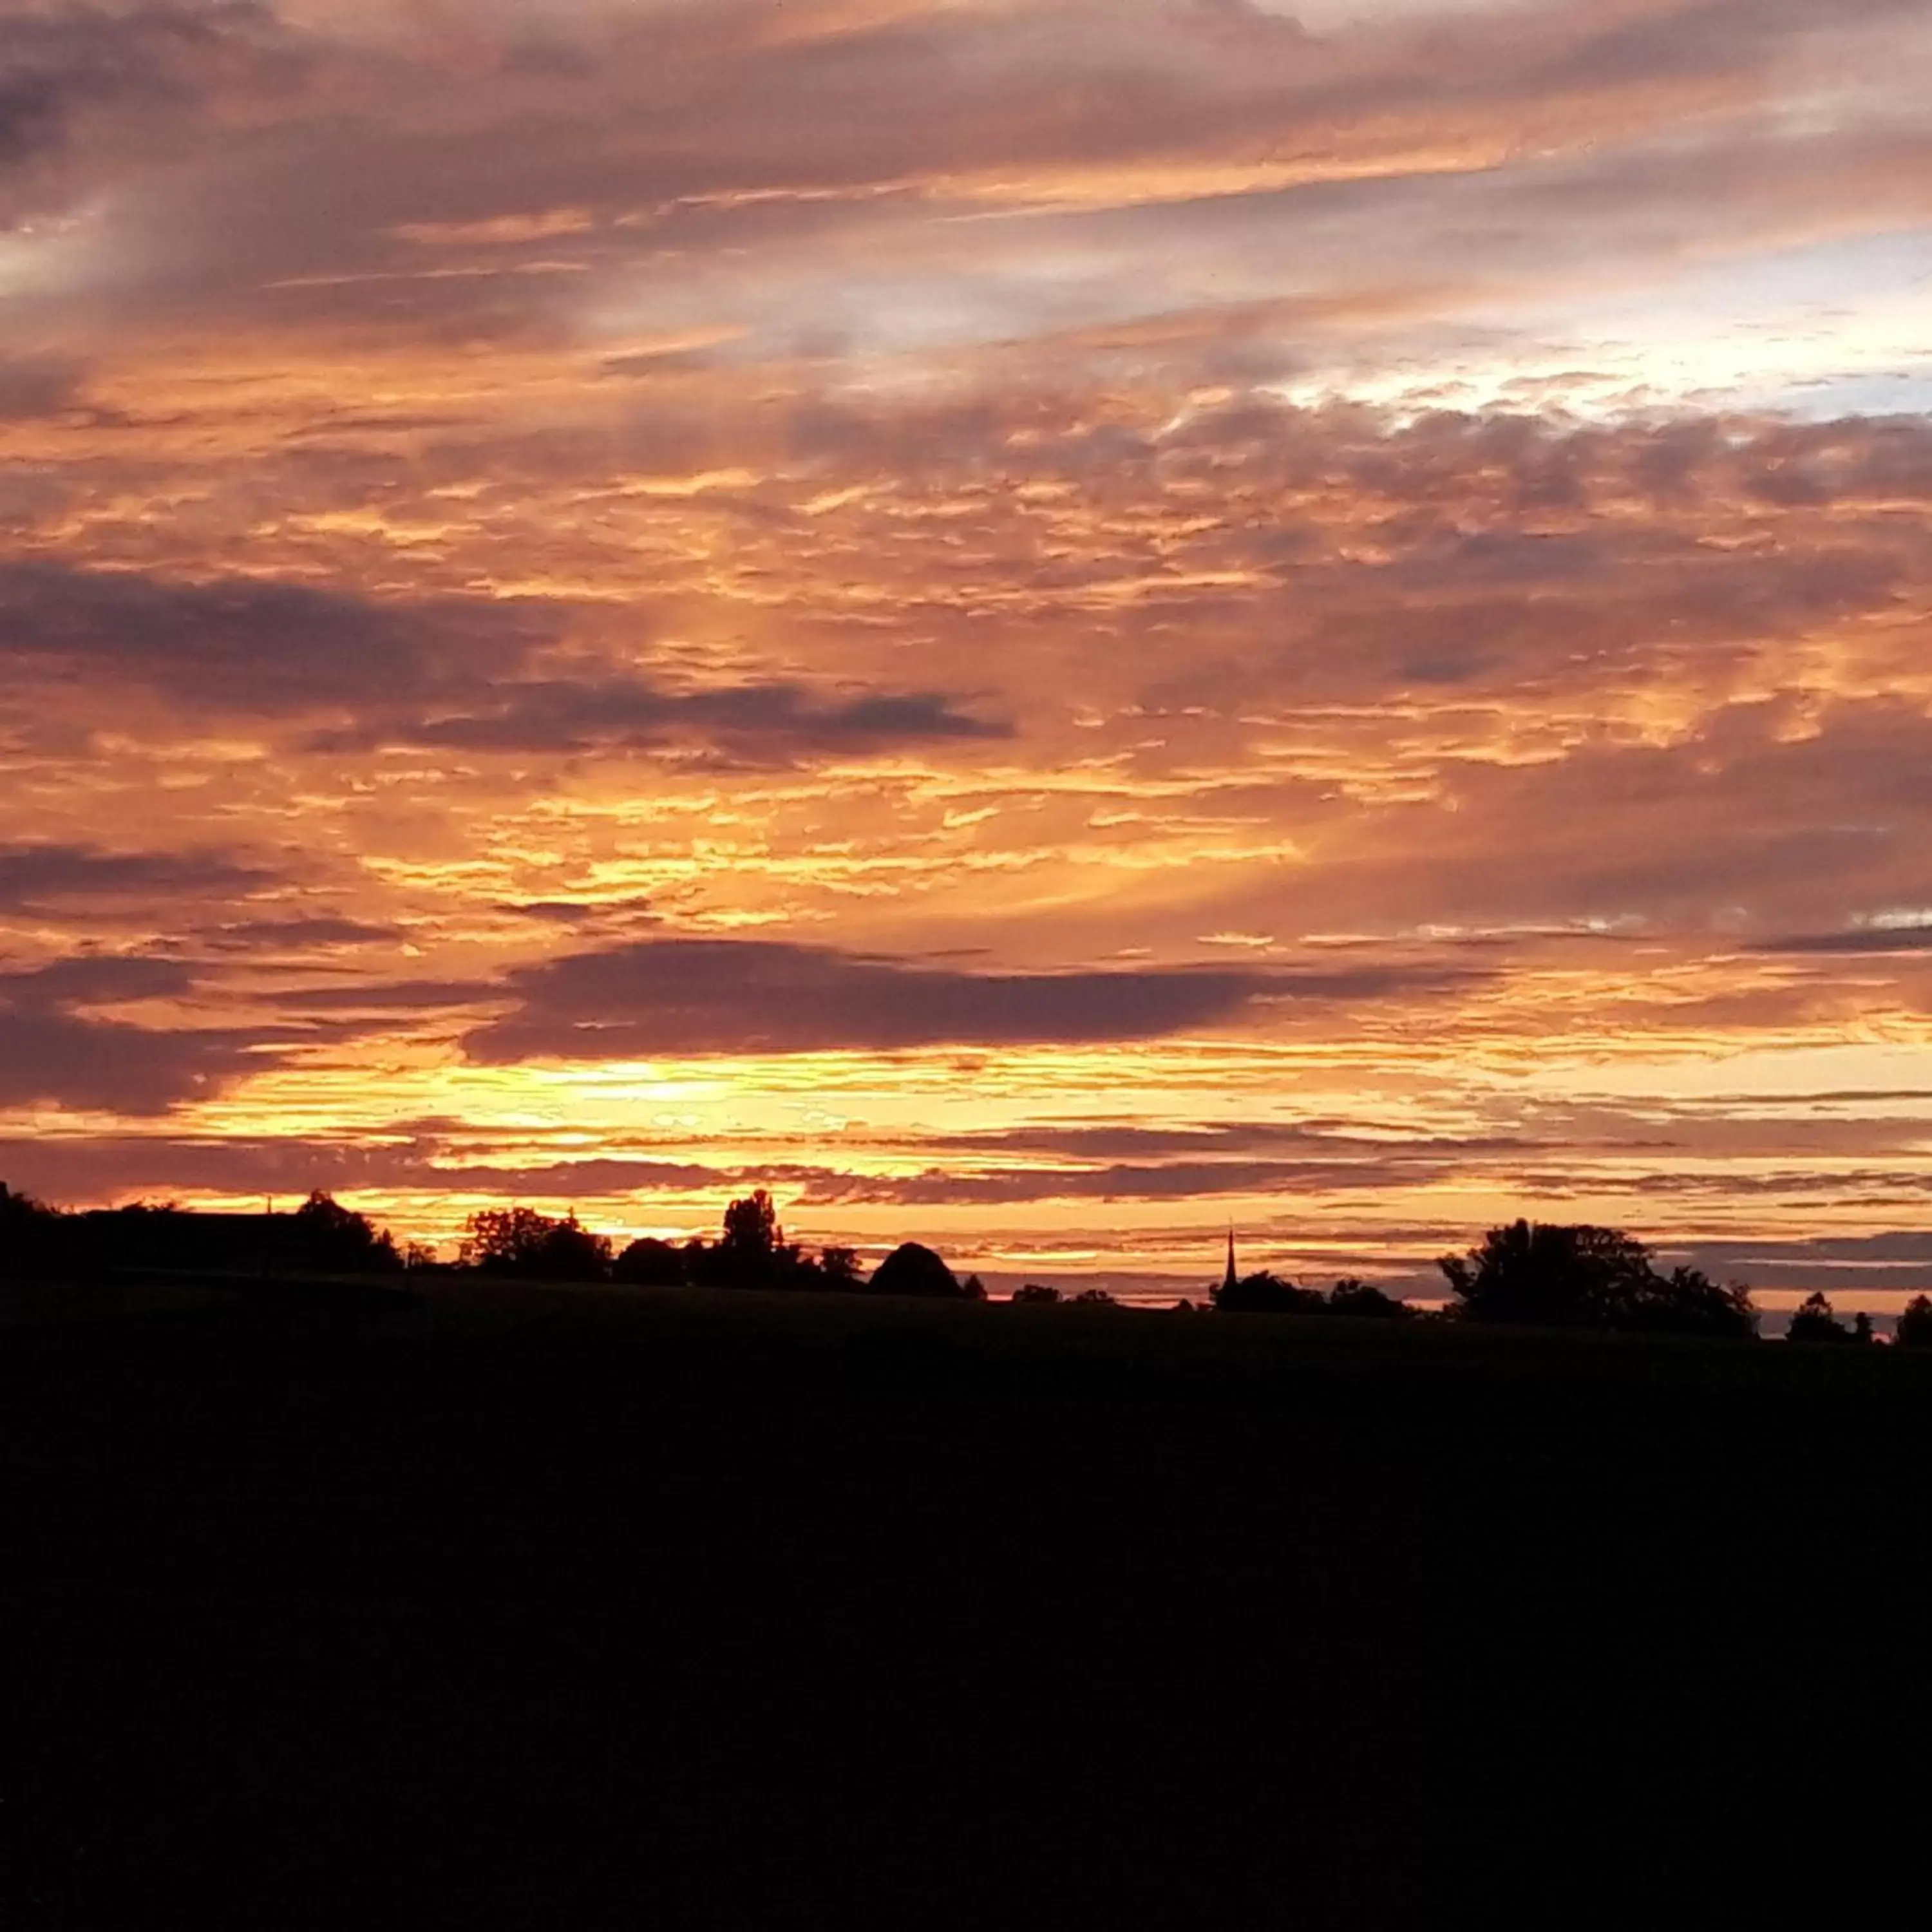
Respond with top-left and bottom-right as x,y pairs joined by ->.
464,936 -> 1477,1061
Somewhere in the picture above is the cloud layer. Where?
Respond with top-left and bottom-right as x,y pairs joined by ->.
2,0 -> 1931,1280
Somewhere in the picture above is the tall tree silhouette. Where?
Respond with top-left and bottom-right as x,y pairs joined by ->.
706,1189 -> 809,1288
1897,1294 -> 1932,1349
0,1181 -> 62,1282
722,1190 -> 781,1264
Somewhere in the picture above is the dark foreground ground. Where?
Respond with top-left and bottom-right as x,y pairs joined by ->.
3,1274 -> 1926,1926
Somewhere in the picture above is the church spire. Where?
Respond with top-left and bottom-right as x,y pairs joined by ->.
1223,1226 -> 1238,1294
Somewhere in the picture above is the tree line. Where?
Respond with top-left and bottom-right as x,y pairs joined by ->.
1222,1219 -> 1930,1344
0,1182 -> 979,1302
4,1179 -> 1929,1341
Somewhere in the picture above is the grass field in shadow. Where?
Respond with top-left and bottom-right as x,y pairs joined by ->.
3,1276 -> 1924,1926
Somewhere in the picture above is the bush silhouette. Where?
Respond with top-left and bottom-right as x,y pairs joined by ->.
1784,1291 -> 1852,1345
1010,1283 -> 1061,1304
1327,1278 -> 1411,1320
612,1236 -> 687,1287
1214,1271 -> 1321,1314
867,1242 -> 964,1298
819,1245 -> 864,1288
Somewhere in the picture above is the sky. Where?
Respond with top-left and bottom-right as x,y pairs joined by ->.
5,0 -> 1932,1300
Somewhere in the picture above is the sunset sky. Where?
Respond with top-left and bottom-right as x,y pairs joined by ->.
5,0 -> 1932,1297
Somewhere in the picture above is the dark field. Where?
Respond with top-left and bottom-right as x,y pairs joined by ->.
3,1276 -> 1925,1926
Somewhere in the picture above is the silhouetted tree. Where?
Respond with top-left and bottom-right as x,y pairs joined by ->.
1897,1294 -> 1932,1348
867,1242 -> 964,1298
460,1206 -> 612,1282
1853,1311 -> 1875,1345
1439,1221 -> 1754,1336
612,1236 -> 687,1287
1785,1291 -> 1852,1345
710,1190 -> 813,1288
291,1191 -> 402,1274
962,1273 -> 987,1301
1214,1270 -> 1321,1314
1439,1221 -> 1645,1327
722,1190 -> 781,1264
1327,1278 -> 1412,1320
1010,1283 -> 1061,1304
1072,1287 -> 1117,1306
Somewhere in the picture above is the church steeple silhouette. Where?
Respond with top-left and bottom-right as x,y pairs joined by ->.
1223,1227 -> 1238,1296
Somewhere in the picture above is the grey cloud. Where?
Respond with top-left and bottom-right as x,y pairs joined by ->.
464,937 -> 1475,1062
0,357 -> 84,420
0,1008 -> 267,1113
1530,0 -> 1924,93
200,916 -> 404,952
32,0 -> 1917,357
276,978 -> 497,1015
791,1157 -> 1454,1209
1674,1229 -> 1932,1293
500,897 -> 658,928
0,954 -> 195,1007
0,3 -> 308,213
0,563 -> 553,713
0,1131 -> 733,1204
319,679 -> 1013,759
1180,696 -> 1932,948
0,1130 -> 1445,1215
0,562 -> 1004,764
931,1121 -> 1526,1162
1755,927 -> 1932,956
0,949 -> 268,1113
0,843 -> 276,911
